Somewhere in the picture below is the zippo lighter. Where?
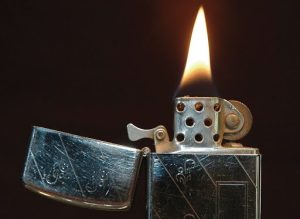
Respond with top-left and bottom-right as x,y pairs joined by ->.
23,96 -> 261,219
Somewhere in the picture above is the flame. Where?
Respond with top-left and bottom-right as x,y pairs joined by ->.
180,7 -> 212,88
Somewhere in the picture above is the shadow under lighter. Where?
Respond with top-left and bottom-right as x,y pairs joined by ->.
23,96 -> 261,219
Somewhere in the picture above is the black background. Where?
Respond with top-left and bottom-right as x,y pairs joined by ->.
1,0 -> 299,218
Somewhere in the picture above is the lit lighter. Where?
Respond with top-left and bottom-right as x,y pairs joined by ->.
22,6 -> 261,219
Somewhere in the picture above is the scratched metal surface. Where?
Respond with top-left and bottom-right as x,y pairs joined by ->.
23,127 -> 143,210
148,153 -> 261,219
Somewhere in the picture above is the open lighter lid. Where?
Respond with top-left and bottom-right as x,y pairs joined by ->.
23,127 -> 143,210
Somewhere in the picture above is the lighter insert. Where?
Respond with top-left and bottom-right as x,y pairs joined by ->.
23,97 -> 261,219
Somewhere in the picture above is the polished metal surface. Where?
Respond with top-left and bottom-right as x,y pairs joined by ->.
127,123 -> 176,153
129,97 -> 254,153
224,100 -> 253,141
22,97 -> 261,219
148,153 -> 261,219
174,97 -> 252,149
23,127 -> 143,210
129,97 -> 260,219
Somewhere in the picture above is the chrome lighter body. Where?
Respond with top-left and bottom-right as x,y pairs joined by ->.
141,97 -> 260,219
148,152 -> 260,219
23,127 -> 143,210
23,97 -> 261,219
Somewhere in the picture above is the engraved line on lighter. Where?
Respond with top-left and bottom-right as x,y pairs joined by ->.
153,209 -> 162,219
30,150 -> 46,186
216,181 -> 249,218
59,134 -> 85,197
107,167 -> 122,202
105,186 -> 110,197
234,156 -> 256,188
184,213 -> 196,219
194,155 -> 217,187
156,155 -> 201,219
53,144 -> 65,156
199,155 -> 209,162
98,150 -> 134,201
101,160 -> 123,201
256,156 -> 261,218
158,192 -> 183,198
103,162 -> 130,176
245,182 -> 249,219
216,182 -> 220,218
97,143 -> 107,163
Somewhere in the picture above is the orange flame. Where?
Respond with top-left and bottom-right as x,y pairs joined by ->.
180,7 -> 212,88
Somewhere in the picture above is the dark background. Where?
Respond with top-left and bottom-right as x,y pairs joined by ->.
1,0 -> 299,218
